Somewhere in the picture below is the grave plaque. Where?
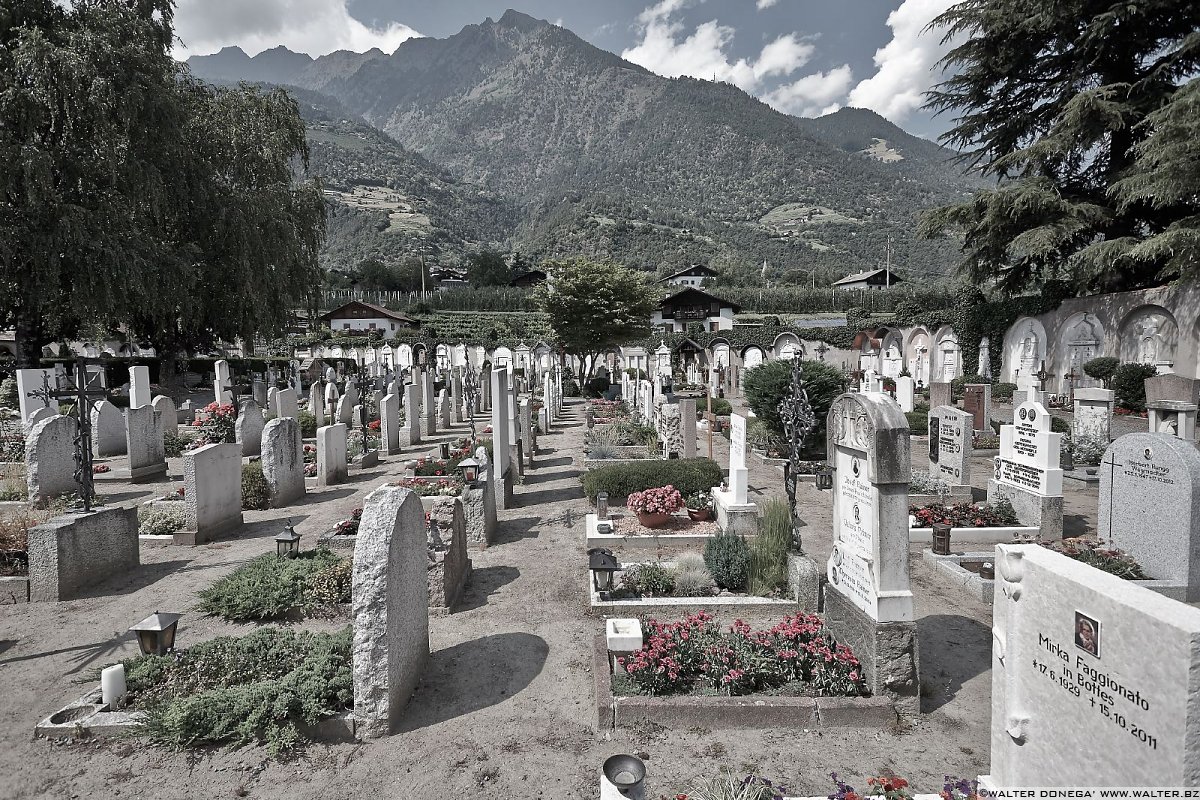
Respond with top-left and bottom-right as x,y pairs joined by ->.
984,544 -> 1200,788
929,407 -> 972,485
993,400 -> 1062,496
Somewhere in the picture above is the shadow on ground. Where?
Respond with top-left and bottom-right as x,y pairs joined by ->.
457,565 -> 520,611
917,612 -> 990,713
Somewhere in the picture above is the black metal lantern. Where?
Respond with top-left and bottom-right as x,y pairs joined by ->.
129,611 -> 182,657
596,491 -> 609,521
275,524 -> 302,558
932,521 -> 952,556
440,441 -> 451,460
588,547 -> 618,591
459,456 -> 480,484
815,464 -> 834,491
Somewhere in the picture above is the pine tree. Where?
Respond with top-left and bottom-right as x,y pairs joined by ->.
921,0 -> 1200,294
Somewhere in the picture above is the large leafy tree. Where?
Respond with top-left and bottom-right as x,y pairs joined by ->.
1,0 -> 325,379
921,1 -> 1200,294
534,258 -> 658,377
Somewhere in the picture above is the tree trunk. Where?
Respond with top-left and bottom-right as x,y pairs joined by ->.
149,329 -> 187,401
14,307 -> 44,368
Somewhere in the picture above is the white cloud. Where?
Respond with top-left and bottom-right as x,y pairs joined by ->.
172,0 -> 421,60
621,0 -> 812,93
763,65 -> 854,117
756,0 -> 779,8
846,0 -> 958,122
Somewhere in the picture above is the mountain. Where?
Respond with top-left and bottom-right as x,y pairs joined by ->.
188,10 -> 980,283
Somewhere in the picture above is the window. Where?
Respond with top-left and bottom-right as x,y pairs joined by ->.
368,322 -> 377,330
343,323 -> 350,330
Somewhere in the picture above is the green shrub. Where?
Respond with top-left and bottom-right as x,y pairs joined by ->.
748,499 -> 792,595
137,504 -> 186,537
951,373 -> 988,400
704,530 -> 751,591
241,462 -> 271,510
297,410 -> 317,438
672,566 -> 716,597
700,396 -> 732,416
674,551 -> 707,572
1050,415 -> 1071,437
0,377 -> 17,409
992,382 -> 1017,401
197,550 -> 346,621
1083,356 -> 1120,386
905,409 -> 929,434
621,563 -> 675,596
307,558 -> 353,605
121,626 -> 353,754
562,379 -> 581,397
743,359 -> 844,450
1111,363 -> 1159,411
162,431 -> 187,458
582,458 -> 723,503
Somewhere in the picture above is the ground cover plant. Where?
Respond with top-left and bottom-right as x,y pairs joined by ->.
747,499 -> 790,595
241,462 -> 271,510
392,477 -> 464,497
197,550 -> 351,621
413,436 -> 487,477
582,458 -> 723,503
119,626 -> 353,753
137,504 -> 186,537
909,500 -> 1018,528
614,611 -> 866,697
584,419 -> 657,449
1040,537 -> 1148,580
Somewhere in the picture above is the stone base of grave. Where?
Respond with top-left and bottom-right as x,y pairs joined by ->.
400,430 -> 420,448
491,463 -> 516,511
128,461 -> 168,483
511,442 -> 525,479
463,480 -> 497,548
713,489 -> 758,537
822,587 -> 919,718
353,450 -> 380,469
787,553 -> 822,611
423,416 -> 437,438
28,507 -> 139,602
986,480 -> 1063,539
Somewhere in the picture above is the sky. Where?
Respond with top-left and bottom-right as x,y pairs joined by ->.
172,0 -> 961,138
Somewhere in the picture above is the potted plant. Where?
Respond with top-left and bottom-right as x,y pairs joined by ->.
626,485 -> 683,528
685,490 -> 713,521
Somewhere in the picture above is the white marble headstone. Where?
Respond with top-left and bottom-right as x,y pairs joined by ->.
994,400 -> 1062,497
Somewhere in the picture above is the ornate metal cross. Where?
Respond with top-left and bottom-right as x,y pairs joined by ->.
778,353 -> 817,553
25,357 -> 112,512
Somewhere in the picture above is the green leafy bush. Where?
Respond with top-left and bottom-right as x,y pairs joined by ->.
1083,356 -> 1120,386
307,558 -> 353,605
992,382 -> 1017,401
905,409 -> 928,434
241,462 -> 271,510
748,499 -> 791,595
121,626 -> 353,753
1111,363 -> 1159,411
1071,435 -> 1107,466
197,550 -> 347,620
742,359 -> 844,447
582,458 -> 723,503
162,431 -> 189,458
0,377 -> 17,408
704,530 -> 751,590
562,379 -> 581,397
1050,415 -> 1071,437
137,505 -> 186,537
297,410 -> 318,438
699,396 -> 732,416
620,563 -> 675,596
671,566 -> 716,597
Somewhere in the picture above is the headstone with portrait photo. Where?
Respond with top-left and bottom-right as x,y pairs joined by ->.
983,544 -> 1200,788
987,399 -> 1064,538
822,392 -> 919,715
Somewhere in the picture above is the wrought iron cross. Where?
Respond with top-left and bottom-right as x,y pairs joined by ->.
25,357 -> 112,512
778,353 -> 817,553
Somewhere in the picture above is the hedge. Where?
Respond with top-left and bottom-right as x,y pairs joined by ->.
581,458 -> 724,504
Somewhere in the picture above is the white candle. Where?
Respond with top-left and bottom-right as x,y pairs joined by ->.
101,664 -> 126,708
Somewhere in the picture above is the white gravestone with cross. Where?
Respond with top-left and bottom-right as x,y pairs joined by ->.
988,399 -> 1064,537
711,413 -> 758,537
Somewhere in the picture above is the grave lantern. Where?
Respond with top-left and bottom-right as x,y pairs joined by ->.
275,524 -> 302,558
129,611 -> 182,657
440,441 -> 451,460
596,492 -> 609,520
931,521 -> 952,556
979,561 -> 995,580
602,754 -> 646,796
588,547 -> 618,591
458,457 -> 480,484
815,464 -> 834,491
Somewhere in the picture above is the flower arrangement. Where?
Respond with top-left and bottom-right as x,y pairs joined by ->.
334,508 -> 363,536
685,490 -> 712,511
617,611 -> 866,698
1041,537 -> 1148,580
192,402 -> 237,447
367,419 -> 381,432
392,477 -> 464,497
92,464 -> 110,474
627,484 -> 684,516
909,501 -> 1018,528
829,774 -> 913,800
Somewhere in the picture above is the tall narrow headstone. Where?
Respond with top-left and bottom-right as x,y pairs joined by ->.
309,381 -> 325,428
261,417 -> 304,507
928,381 -> 952,410
340,382 -> 359,425
235,400 -> 265,457
679,399 -> 697,460
895,375 -> 915,413
213,360 -> 233,405
1072,387 -> 1114,445
438,389 -> 451,430
988,399 -> 1064,537
125,405 -> 167,481
151,395 -> 177,442
518,398 -> 533,467
1099,433 -> 1200,601
181,442 -> 243,544
324,382 -> 339,424
963,383 -> 991,432
541,373 -> 552,434
317,423 -> 349,486
928,406 -> 973,486
351,485 -> 430,739
129,366 -> 152,409
421,371 -> 437,436
252,379 -> 268,409
91,401 -> 126,457
381,392 -> 401,455
480,365 -> 491,413
273,387 -> 299,420
983,544 -> 1200,788
451,369 -> 464,424
490,367 -> 512,510
823,392 -> 919,715
266,386 -> 278,416
26,415 -> 78,504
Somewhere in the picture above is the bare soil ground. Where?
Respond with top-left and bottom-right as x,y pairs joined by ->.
0,397 -> 1105,799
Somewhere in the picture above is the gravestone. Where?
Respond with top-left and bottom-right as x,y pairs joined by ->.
26,415 -> 78,504
317,423 -> 348,487
929,381 -> 952,411
490,367 -> 513,511
235,400 -> 265,457
823,392 -> 919,715
15,368 -> 54,421
402,383 -> 421,447
1098,433 -> 1200,601
380,393 -> 401,455
324,382 -> 340,424
1072,387 -> 1114,445
24,406 -> 55,433
261,417 -> 304,507
480,366 -> 491,412
928,406 -> 973,486
451,369 -> 464,424
339,382 -> 358,425
213,360 -> 233,405
713,413 -> 756,537
518,398 -> 533,468
151,395 -> 177,442
983,544 -> 1200,788
680,399 -> 697,460
309,382 -> 325,428
658,403 -> 683,456
182,443 -> 243,544
988,399 -> 1064,538
351,485 -> 430,739
128,366 -> 151,409
421,371 -> 437,437
273,387 -> 299,420
963,383 -> 991,432
438,389 -> 451,431
427,497 -> 473,613
91,401 -> 127,457
27,506 -> 138,601
1144,374 -> 1198,439
125,405 -> 167,481
896,375 -> 915,413
252,379 -> 268,409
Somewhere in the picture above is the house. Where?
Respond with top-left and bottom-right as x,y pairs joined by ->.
832,268 -> 904,291
509,270 -> 548,288
652,287 -> 741,333
318,301 -> 420,335
657,265 -> 718,288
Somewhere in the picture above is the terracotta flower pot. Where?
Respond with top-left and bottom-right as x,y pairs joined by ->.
687,508 -> 712,522
635,511 -> 673,528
